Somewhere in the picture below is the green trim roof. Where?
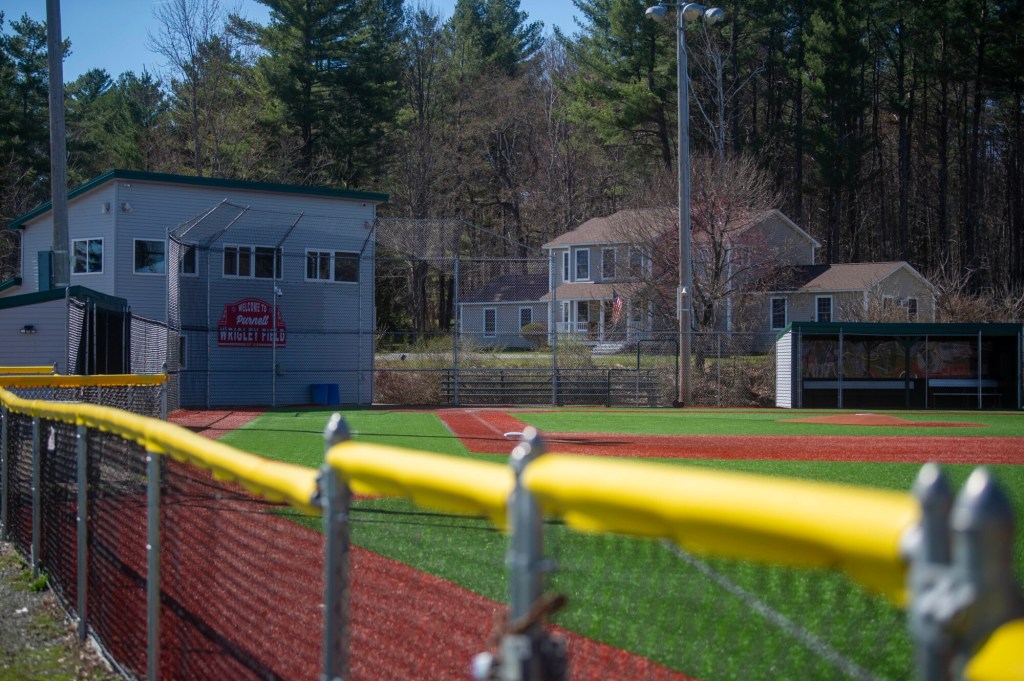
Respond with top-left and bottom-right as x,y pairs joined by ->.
777,321 -> 1023,340
7,169 -> 389,230
0,277 -> 21,294
0,285 -> 128,312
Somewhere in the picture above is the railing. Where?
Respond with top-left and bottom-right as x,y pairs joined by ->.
1,383 -> 1022,680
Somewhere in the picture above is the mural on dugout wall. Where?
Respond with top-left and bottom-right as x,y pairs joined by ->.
801,339 -> 990,380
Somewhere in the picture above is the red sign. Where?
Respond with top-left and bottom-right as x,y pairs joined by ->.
217,298 -> 286,347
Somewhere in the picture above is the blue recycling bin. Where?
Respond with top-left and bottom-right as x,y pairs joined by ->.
311,383 -> 340,405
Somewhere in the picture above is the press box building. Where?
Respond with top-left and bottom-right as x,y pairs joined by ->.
1,169 -> 387,408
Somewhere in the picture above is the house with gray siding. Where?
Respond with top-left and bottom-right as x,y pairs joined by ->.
460,208 -> 936,349
1,169 -> 387,408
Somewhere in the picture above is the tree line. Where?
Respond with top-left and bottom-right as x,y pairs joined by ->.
1,0 -> 1021,319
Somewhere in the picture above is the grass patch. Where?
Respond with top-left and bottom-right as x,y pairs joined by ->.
217,408 -> 468,466
518,408 -> 1024,437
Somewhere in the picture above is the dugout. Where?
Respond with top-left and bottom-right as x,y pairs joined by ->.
776,322 -> 1023,410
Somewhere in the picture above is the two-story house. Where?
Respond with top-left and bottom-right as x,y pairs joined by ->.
460,208 -> 935,349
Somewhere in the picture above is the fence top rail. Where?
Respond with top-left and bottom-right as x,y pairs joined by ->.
0,373 -> 167,388
0,365 -> 56,375
326,441 -> 513,529
0,387 -> 319,514
523,455 -> 919,606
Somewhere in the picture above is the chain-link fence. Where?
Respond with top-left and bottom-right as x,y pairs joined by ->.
168,201 -> 375,410
373,218 -> 712,407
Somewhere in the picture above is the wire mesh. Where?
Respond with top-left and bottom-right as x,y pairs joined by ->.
4,412 -> 34,555
544,525 -> 913,681
689,332 -> 778,407
346,501 -> 506,680
85,428 -> 149,678
38,418 -> 79,608
3,384 -> 163,418
159,459 -> 323,679
168,202 -> 375,409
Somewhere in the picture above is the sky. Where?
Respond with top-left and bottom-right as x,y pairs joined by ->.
2,1 -> 582,82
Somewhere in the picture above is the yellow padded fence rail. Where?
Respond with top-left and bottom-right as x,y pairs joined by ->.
0,366 -> 56,375
0,373 -> 166,388
0,386 -> 319,514
325,442 -> 919,605
965,619 -> 1024,681
326,441 -> 514,529
523,455 -> 919,605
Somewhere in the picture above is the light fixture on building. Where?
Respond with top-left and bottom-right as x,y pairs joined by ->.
121,202 -> 133,213
100,201 -> 111,214
20,325 -> 37,334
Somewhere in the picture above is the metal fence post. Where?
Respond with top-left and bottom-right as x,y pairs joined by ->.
76,424 -> 88,641
321,413 -> 352,681
908,463 -> 955,680
949,467 -> 1024,675
31,416 -> 41,579
0,406 -> 7,542
907,464 -> 1024,681
160,362 -> 168,421
146,447 -> 162,681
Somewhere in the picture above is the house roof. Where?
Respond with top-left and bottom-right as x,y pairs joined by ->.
541,282 -> 622,302
7,169 -> 389,230
543,209 -> 674,248
543,207 -> 821,251
0,285 -> 127,312
461,273 -> 548,303
770,262 -> 933,293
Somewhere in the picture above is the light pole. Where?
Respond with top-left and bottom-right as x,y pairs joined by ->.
645,2 -> 724,407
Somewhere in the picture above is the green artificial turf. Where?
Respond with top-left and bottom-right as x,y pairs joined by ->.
222,407 -> 1023,679
517,408 -> 1024,437
216,408 -> 469,466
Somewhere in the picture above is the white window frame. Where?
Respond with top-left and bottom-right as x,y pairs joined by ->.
519,306 -> 532,329
907,297 -> 918,321
224,244 -> 282,279
815,296 -> 833,323
133,238 -> 166,275
602,247 -> 616,281
483,307 -> 497,338
628,246 -> 649,279
305,249 -> 359,283
562,251 -> 570,282
178,243 -> 198,277
575,248 -> 591,281
72,237 -> 103,275
770,297 -> 787,330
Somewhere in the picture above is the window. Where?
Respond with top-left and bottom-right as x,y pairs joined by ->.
575,249 -> 590,280
907,297 -> 918,321
134,239 -> 165,274
225,244 -> 282,279
72,238 -> 103,274
484,308 -> 497,338
815,296 -> 832,323
562,251 -> 570,282
770,297 -> 787,330
306,250 -> 359,283
602,248 -> 616,280
629,247 -> 648,278
519,307 -> 532,329
179,244 -> 197,275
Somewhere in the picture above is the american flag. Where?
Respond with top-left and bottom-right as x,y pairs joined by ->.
611,290 -> 623,325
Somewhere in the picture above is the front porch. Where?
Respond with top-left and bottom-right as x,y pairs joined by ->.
553,298 -> 653,343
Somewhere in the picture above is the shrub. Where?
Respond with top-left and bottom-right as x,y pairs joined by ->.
520,322 -> 549,350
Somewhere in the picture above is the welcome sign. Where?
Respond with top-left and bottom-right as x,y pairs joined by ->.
217,298 -> 286,347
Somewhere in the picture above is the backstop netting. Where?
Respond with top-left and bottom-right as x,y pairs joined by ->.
374,218 -> 680,407
168,201 -> 375,409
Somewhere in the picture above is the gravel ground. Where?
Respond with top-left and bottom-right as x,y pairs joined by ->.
0,541 -> 121,680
